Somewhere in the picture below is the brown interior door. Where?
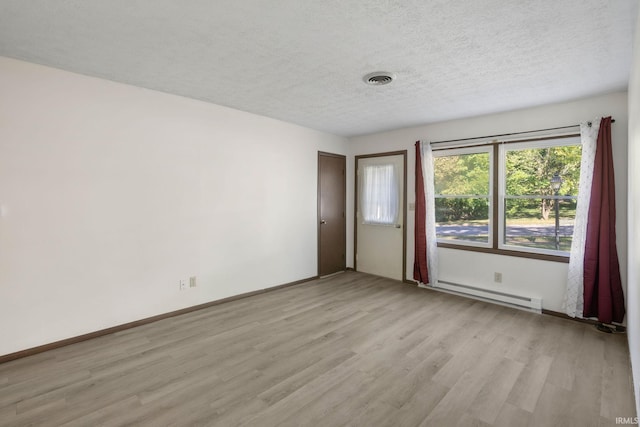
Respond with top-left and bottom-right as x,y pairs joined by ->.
318,152 -> 346,276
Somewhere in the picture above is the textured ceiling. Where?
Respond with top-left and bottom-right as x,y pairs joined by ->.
0,0 -> 637,137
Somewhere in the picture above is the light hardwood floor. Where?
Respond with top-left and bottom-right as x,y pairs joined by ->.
0,272 -> 635,426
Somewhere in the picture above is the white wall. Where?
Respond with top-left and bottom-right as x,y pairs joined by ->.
627,6 -> 640,417
349,91 -> 629,313
0,57 -> 349,356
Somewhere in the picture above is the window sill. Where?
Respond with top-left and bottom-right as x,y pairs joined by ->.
436,242 -> 570,263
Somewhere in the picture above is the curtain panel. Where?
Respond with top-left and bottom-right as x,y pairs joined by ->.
582,117 -> 625,323
565,117 -> 625,324
415,141 -> 438,286
413,141 -> 429,283
361,164 -> 399,225
564,119 -> 600,317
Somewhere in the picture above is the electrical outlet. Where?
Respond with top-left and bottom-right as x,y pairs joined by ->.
189,276 -> 197,288
179,280 -> 187,291
494,272 -> 502,283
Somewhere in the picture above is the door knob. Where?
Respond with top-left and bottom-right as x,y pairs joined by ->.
320,220 -> 327,224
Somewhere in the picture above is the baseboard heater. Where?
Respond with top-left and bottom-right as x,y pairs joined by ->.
426,280 -> 542,313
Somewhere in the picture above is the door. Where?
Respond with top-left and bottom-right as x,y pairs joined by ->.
318,152 -> 346,276
355,152 -> 406,281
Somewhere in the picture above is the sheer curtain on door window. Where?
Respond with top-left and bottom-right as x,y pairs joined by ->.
361,164 -> 399,225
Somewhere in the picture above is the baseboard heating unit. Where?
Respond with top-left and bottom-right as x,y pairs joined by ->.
423,280 -> 543,313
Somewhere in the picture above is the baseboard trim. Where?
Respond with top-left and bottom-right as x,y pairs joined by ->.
0,275 -> 319,365
541,309 -> 600,326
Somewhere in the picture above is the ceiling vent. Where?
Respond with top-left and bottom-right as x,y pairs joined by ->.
363,71 -> 396,86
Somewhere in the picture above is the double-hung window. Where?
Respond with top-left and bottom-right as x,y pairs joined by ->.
432,135 -> 582,260
499,136 -> 581,256
433,147 -> 493,247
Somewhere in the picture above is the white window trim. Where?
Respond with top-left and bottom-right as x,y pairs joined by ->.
433,145 -> 494,249
497,136 -> 581,256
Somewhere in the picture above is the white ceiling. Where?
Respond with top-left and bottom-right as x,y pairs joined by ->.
0,1 -> 637,137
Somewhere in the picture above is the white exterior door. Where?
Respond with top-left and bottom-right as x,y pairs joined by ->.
356,153 -> 405,281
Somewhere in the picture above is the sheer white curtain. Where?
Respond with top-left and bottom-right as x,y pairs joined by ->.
420,141 -> 439,286
564,118 -> 600,317
361,164 -> 399,225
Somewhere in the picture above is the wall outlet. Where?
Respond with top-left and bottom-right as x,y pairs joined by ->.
494,272 -> 503,283
179,280 -> 187,291
189,276 -> 197,288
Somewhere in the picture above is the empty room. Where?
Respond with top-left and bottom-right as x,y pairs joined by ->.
1,1 -> 640,426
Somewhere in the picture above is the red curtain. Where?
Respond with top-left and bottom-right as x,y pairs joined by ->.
583,117 -> 625,323
413,141 -> 429,283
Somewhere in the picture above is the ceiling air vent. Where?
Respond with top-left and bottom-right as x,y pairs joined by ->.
363,71 -> 396,86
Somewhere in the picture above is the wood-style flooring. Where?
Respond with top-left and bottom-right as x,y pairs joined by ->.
0,271 -> 635,426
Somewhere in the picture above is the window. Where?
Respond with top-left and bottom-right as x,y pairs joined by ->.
499,138 -> 581,255
432,136 -> 581,259
433,147 -> 493,247
360,163 -> 399,225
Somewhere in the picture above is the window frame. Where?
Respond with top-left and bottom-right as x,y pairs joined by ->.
498,136 -> 581,257
432,145 -> 494,249
433,134 -> 581,263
